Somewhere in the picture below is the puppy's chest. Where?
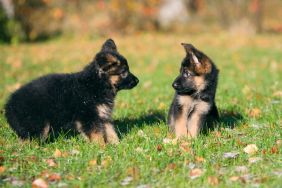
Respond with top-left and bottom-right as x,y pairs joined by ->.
96,103 -> 113,119
177,96 -> 210,117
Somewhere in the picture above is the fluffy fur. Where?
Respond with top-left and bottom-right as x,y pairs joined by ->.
4,39 -> 139,144
168,43 -> 219,138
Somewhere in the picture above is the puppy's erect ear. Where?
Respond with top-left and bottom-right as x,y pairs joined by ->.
101,39 -> 118,52
181,43 -> 195,54
181,43 -> 201,66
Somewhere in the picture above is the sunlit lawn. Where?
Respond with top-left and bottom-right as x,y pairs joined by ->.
0,32 -> 281,187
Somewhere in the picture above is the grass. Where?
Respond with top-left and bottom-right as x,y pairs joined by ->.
0,32 -> 281,187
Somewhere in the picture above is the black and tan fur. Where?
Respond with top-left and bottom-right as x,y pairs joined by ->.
168,43 -> 219,138
4,39 -> 139,144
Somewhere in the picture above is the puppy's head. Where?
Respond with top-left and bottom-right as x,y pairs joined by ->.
172,43 -> 217,95
94,39 -> 139,91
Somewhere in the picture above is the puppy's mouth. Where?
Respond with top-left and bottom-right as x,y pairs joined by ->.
118,77 -> 139,90
172,83 -> 195,95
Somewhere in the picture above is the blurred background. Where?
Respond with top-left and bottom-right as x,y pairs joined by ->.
0,0 -> 282,43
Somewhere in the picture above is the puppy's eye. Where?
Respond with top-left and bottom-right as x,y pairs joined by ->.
121,71 -> 128,78
183,71 -> 190,78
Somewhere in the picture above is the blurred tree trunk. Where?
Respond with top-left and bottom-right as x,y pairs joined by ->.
250,0 -> 263,33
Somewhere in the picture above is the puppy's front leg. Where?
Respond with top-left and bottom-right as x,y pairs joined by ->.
75,121 -> 105,145
174,112 -> 189,139
104,123 -> 119,144
187,102 -> 210,137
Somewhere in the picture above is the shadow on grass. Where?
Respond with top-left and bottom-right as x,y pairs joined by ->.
218,110 -> 244,128
114,110 -> 166,137
204,109 -> 244,134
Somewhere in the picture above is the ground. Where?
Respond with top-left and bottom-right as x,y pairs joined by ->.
0,32 -> 281,187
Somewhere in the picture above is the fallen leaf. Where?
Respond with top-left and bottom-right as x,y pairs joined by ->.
189,168 -> 204,179
223,152 -> 239,159
120,176 -> 133,186
248,108 -> 261,118
235,166 -> 248,173
244,144 -> 258,155
53,149 -> 62,158
208,176 -> 219,186
0,166 -> 5,174
127,167 -> 140,179
45,159 -> 57,167
32,178 -> 48,188
229,176 -> 240,181
195,156 -> 205,163
101,156 -> 112,168
270,146 -> 279,154
156,144 -> 162,152
262,149 -> 267,155
89,160 -> 97,166
48,173 -> 61,182
180,142 -> 192,153
167,163 -> 176,171
248,157 -> 262,164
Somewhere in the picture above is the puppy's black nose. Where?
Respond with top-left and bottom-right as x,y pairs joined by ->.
173,82 -> 179,89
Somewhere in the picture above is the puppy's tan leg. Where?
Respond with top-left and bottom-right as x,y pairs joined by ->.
187,102 -> 210,138
104,123 -> 119,144
175,114 -> 189,139
75,121 -> 105,145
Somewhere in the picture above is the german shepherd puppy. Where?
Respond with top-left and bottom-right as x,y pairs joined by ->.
4,39 -> 139,144
168,43 -> 219,139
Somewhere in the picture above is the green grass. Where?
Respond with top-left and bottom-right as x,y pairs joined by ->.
0,33 -> 281,187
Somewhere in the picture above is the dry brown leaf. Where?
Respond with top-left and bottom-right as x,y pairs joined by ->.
127,167 -> 140,180
156,144 -> 162,152
208,176 -> 219,186
248,108 -> 261,118
166,163 -> 176,170
276,140 -> 282,146
270,146 -> 279,154
40,170 -> 50,178
32,178 -> 48,188
229,176 -> 240,181
101,156 -> 112,168
45,159 -> 57,167
48,173 -> 61,182
0,166 -> 5,174
195,156 -> 205,163
180,141 -> 192,153
243,144 -> 258,155
53,149 -> 62,158
189,168 -> 204,179
89,160 -> 97,166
